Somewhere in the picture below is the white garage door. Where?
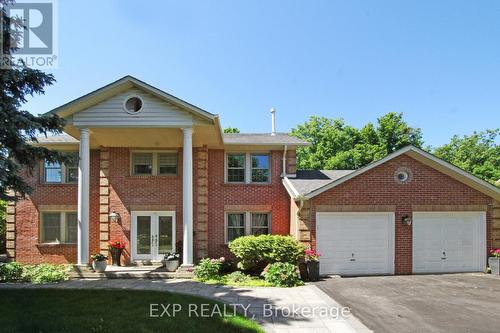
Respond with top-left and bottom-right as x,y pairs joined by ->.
413,212 -> 486,273
316,212 -> 395,276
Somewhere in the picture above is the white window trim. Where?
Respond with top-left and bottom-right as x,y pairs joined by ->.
40,211 -> 77,244
224,211 -> 272,243
43,152 -> 79,184
130,150 -> 178,176
225,152 -> 271,184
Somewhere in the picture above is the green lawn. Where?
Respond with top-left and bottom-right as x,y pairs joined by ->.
0,288 -> 264,333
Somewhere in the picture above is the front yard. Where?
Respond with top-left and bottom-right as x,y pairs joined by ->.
0,288 -> 263,333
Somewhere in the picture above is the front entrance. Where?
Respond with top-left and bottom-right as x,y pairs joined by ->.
131,211 -> 175,261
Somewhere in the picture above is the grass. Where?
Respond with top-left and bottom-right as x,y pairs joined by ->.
0,288 -> 264,333
197,276 -> 272,287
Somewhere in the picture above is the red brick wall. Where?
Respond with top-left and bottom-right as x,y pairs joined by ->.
207,149 -> 291,259
14,150 -> 99,264
105,148 -> 184,264
14,147 -> 292,264
309,154 -> 494,274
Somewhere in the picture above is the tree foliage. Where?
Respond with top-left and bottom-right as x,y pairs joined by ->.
1,0 -> 70,200
433,129 -> 500,185
292,112 -> 423,170
223,127 -> 240,133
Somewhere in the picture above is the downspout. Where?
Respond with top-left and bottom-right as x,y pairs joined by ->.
282,145 -> 288,177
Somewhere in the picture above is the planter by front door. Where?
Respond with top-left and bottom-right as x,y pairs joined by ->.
131,211 -> 175,262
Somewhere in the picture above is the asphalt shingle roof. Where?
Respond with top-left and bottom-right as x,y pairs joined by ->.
222,133 -> 309,145
287,169 -> 355,196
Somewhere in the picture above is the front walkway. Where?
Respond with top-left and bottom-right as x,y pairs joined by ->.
0,279 -> 371,333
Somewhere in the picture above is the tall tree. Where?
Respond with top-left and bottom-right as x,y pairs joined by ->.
291,112 -> 423,170
433,129 -> 500,185
0,0 -> 70,200
223,127 -> 240,133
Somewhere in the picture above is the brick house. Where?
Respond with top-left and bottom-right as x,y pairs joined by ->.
6,76 -> 500,275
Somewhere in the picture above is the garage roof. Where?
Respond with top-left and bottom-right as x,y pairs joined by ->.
283,145 -> 500,201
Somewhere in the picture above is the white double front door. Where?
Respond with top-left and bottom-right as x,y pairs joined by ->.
131,211 -> 175,261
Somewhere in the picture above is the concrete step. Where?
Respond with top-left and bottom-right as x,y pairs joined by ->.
70,271 -> 193,279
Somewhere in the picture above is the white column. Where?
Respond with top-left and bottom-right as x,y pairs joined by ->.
182,127 -> 194,266
77,128 -> 90,265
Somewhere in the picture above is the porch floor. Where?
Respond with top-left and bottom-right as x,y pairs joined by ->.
71,265 -> 194,279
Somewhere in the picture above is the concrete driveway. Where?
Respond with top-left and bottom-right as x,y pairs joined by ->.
316,273 -> 500,333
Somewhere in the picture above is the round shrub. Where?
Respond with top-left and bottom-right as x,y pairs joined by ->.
225,271 -> 250,284
22,264 -> 71,283
194,258 -> 223,281
0,262 -> 23,281
228,235 -> 306,273
261,262 -> 303,287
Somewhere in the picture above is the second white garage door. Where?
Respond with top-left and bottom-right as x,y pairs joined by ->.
316,212 -> 395,276
413,211 -> 486,273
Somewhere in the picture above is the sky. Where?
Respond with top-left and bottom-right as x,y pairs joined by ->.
23,0 -> 500,147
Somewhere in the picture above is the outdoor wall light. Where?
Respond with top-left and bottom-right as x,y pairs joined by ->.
109,210 -> 121,223
401,214 -> 412,226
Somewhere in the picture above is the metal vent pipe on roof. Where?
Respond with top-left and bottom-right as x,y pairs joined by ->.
270,107 -> 276,136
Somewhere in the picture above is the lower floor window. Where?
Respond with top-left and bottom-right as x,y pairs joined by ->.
40,212 -> 77,244
226,212 -> 270,242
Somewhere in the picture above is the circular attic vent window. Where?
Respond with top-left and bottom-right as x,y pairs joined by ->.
124,96 -> 143,113
394,167 -> 412,184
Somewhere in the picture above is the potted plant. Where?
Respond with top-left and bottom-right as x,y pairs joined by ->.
163,252 -> 180,272
304,247 -> 321,281
91,253 -> 108,273
489,248 -> 500,275
108,240 -> 126,266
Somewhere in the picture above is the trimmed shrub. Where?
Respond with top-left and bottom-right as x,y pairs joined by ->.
261,262 -> 303,287
0,262 -> 70,283
21,264 -> 71,283
194,258 -> 223,281
228,235 -> 306,273
225,271 -> 251,284
0,262 -> 23,281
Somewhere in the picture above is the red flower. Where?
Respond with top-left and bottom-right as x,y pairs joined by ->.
109,240 -> 126,249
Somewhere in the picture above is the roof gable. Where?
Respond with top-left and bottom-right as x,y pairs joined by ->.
284,146 -> 500,201
47,75 -> 216,123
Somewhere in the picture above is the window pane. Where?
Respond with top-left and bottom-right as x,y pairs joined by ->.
228,169 -> 245,182
228,228 -> 245,242
65,213 -> 78,243
228,213 -> 245,227
228,154 -> 245,168
251,154 -> 269,183
66,152 -> 79,167
66,167 -> 78,182
251,169 -> 269,183
252,155 -> 269,169
42,213 -> 61,242
137,216 -> 151,254
158,153 -> 177,175
45,161 -> 62,183
133,153 -> 153,175
227,213 -> 245,242
158,216 -> 173,254
251,213 -> 269,236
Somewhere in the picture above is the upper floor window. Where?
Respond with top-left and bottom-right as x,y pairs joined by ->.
226,152 -> 270,184
40,211 -> 77,244
44,152 -> 78,183
131,151 -> 177,176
